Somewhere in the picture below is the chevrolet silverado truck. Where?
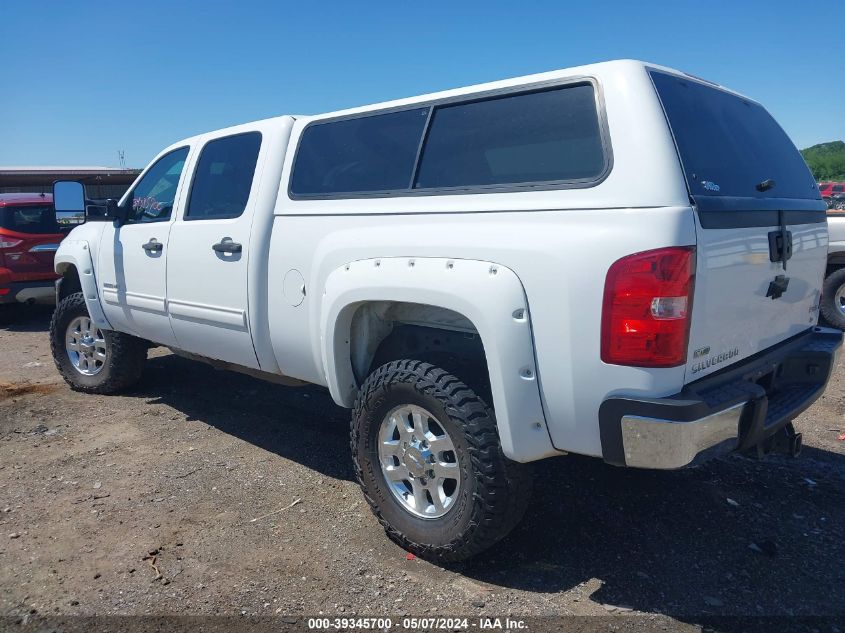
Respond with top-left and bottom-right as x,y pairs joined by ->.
49,60 -> 842,561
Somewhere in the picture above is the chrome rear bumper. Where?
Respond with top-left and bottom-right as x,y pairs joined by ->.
620,403 -> 745,469
600,327 -> 842,469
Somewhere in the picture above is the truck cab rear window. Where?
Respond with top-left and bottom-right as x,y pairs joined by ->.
650,70 -> 817,201
290,83 -> 606,197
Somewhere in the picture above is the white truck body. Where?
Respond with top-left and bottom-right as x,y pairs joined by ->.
51,60 -> 841,559
828,215 -> 845,258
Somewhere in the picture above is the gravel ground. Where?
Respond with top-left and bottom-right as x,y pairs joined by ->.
1,306 -> 844,631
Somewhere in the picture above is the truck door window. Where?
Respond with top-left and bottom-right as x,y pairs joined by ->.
128,147 -> 189,223
185,132 -> 262,220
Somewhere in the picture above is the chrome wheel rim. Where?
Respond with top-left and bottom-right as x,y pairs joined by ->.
378,404 -> 461,519
836,284 -> 845,318
65,316 -> 107,376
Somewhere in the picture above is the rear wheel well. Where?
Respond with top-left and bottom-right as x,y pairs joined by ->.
349,302 -> 491,404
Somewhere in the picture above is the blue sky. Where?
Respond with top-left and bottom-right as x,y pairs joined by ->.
2,1 -> 842,168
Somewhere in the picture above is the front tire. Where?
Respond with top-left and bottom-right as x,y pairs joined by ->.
50,292 -> 147,394
821,268 -> 845,330
352,360 -> 532,562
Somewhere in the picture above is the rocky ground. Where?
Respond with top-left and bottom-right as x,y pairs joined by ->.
1,306 -> 844,632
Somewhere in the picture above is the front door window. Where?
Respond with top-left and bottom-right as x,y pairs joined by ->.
127,147 -> 189,223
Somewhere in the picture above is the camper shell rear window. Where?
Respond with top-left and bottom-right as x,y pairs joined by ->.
649,70 -> 819,203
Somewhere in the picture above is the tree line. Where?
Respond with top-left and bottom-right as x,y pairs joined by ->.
801,141 -> 845,181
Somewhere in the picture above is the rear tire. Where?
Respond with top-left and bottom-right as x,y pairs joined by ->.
821,268 -> 845,330
352,359 -> 532,562
50,292 -> 147,393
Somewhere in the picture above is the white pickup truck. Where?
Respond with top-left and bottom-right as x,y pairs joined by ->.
50,60 -> 841,561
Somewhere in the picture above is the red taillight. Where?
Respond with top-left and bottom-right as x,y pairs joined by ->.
0,237 -> 23,249
601,246 -> 695,367
0,288 -> 9,296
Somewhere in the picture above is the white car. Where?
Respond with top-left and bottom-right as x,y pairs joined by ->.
49,60 -> 841,561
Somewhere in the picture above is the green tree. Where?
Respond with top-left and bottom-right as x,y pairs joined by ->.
801,141 -> 845,181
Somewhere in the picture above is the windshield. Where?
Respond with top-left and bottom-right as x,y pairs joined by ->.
0,205 -> 61,234
650,70 -> 818,201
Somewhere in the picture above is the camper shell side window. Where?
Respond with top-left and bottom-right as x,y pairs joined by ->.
289,79 -> 611,199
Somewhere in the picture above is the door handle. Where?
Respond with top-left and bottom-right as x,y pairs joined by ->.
212,240 -> 242,254
142,239 -> 163,252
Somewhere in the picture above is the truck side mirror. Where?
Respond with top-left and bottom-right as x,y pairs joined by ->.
53,181 -> 85,213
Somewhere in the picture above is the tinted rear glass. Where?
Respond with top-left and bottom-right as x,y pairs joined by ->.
415,84 -> 604,188
187,132 -> 262,219
650,71 -> 817,200
0,205 -> 59,234
291,108 -> 429,195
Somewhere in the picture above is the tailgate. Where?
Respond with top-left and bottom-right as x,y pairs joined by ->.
688,211 -> 826,380
649,69 -> 828,381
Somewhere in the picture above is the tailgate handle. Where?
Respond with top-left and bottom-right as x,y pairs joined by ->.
768,229 -> 792,265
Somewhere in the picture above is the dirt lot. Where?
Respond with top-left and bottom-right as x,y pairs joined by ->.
1,306 -> 844,630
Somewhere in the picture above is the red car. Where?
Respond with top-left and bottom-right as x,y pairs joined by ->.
0,193 -> 69,306
820,182 -> 845,200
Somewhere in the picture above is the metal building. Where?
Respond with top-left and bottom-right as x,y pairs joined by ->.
0,166 -> 141,199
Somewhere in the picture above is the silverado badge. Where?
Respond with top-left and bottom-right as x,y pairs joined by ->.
691,348 -> 740,374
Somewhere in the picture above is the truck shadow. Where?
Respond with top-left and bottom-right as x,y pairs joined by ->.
459,450 -> 845,623
141,352 -> 355,481
0,304 -> 53,332
138,352 -> 845,622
